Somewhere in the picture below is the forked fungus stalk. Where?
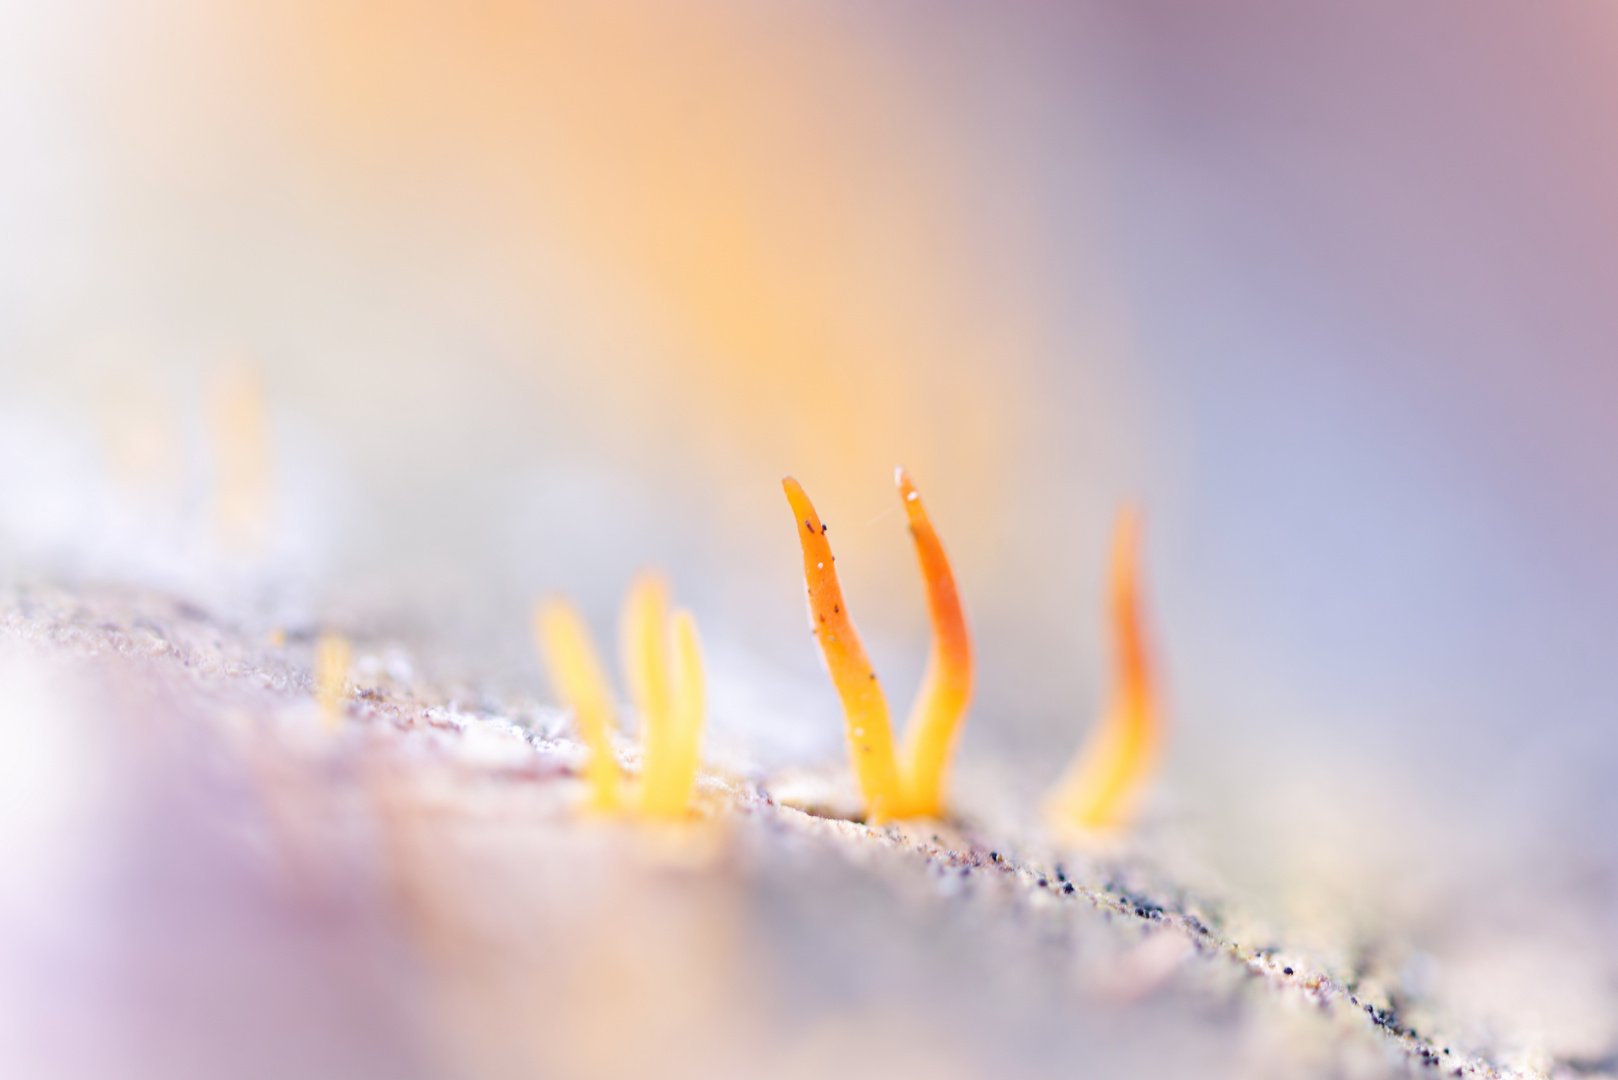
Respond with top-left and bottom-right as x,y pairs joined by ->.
1044,507 -> 1160,833
535,578 -> 707,819
781,471 -> 973,821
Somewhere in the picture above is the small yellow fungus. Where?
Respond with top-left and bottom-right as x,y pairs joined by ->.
895,468 -> 974,818
207,362 -> 274,552
314,633 -> 352,730
536,580 -> 708,818
622,573 -> 673,794
622,574 -> 708,818
782,472 -> 973,821
534,600 -> 623,812
661,609 -> 707,815
1045,506 -> 1160,834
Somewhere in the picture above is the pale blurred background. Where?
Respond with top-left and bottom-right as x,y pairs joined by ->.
7,0 -> 1618,1063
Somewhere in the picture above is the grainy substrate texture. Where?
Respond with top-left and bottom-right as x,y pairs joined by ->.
0,582 -> 1577,1080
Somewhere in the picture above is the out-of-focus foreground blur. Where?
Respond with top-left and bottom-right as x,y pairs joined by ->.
7,1 -> 1618,1076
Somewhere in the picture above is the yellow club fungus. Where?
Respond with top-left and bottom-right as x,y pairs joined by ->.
781,471 -> 973,821
535,579 -> 708,818
314,633 -> 352,730
1045,506 -> 1160,834
207,362 -> 275,553
534,600 -> 624,812
621,573 -> 708,818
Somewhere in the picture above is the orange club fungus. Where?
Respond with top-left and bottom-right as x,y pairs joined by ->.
534,574 -> 708,818
781,469 -> 974,822
1045,507 -> 1161,834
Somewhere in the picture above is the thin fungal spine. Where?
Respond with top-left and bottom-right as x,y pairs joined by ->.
622,574 -> 675,812
1044,506 -> 1160,833
314,633 -> 351,730
782,476 -> 904,821
534,599 -> 623,812
894,467 -> 974,818
658,609 -> 706,817
624,573 -> 707,818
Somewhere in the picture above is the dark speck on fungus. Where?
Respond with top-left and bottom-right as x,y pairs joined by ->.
1283,967 -> 1294,976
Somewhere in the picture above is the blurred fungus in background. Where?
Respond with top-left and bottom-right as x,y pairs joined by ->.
8,0 -> 1618,1074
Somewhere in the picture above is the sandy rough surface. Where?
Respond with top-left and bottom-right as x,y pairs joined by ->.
0,581 -> 1582,1080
